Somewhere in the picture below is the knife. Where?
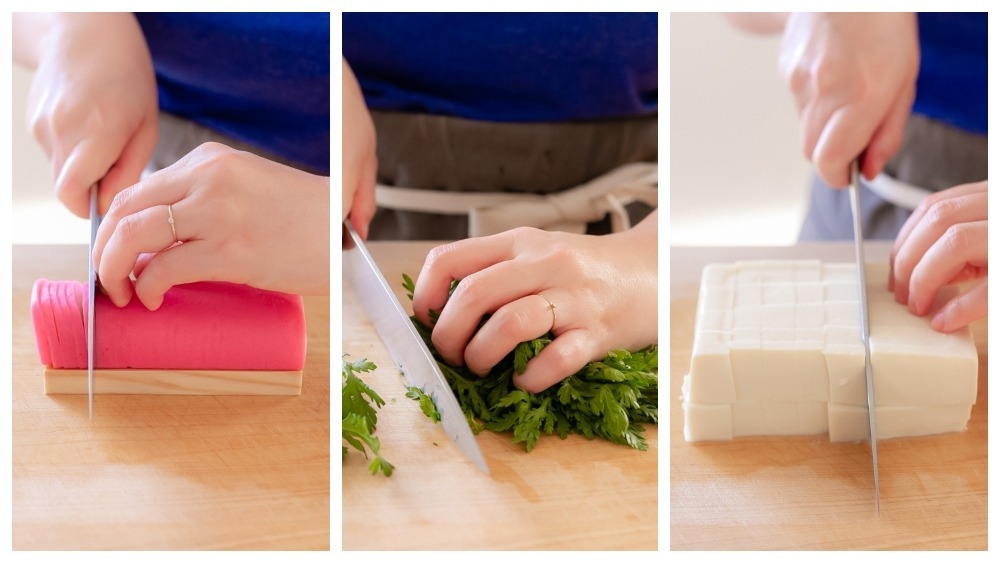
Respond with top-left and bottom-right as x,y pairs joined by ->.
848,163 -> 879,514
87,184 -> 100,419
343,221 -> 490,475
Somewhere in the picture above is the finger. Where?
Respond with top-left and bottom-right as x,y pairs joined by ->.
798,97 -> 839,163
464,294 -> 556,376
931,279 -> 988,333
94,168 -> 188,265
96,118 -> 159,214
812,103 -> 884,188
411,231 -> 521,327
97,204 -> 179,307
54,136 -> 123,218
133,240 -> 222,311
132,252 -> 158,277
891,183 -> 988,294
349,150 -> 378,240
515,329 -> 596,393
861,83 -> 914,181
891,192 -> 987,305
908,221 -> 988,316
431,260 -> 545,367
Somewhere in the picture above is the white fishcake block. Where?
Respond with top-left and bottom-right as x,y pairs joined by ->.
683,260 -> 979,442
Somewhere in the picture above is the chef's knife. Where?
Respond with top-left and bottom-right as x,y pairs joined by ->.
848,163 -> 879,514
343,221 -> 490,475
87,184 -> 100,419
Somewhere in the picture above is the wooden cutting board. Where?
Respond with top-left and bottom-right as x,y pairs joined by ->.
11,245 -> 330,549
341,241 -> 657,550
670,244 -> 987,550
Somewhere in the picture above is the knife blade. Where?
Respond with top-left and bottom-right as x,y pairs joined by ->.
87,184 -> 100,419
343,221 -> 489,475
848,163 -> 879,514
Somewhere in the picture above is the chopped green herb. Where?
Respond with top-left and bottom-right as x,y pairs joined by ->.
342,356 -> 394,477
402,274 -> 658,452
405,385 -> 442,423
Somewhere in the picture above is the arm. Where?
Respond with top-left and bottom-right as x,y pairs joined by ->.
722,13 -> 788,34
342,58 -> 377,239
411,210 -> 658,393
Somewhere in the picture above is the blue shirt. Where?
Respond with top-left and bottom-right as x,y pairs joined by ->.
343,13 -> 658,122
914,12 -> 987,135
136,13 -> 330,174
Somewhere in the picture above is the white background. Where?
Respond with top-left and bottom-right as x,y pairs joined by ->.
670,12 -> 812,246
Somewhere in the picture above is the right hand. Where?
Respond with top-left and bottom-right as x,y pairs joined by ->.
342,58 -> 377,239
778,13 -> 919,188
25,13 -> 158,218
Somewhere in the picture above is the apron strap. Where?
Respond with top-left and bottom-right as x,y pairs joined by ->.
375,162 -> 658,237
864,173 -> 934,211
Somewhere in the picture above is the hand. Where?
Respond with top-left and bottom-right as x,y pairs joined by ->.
342,58 -> 377,239
778,13 -> 918,187
889,181 -> 987,332
93,142 -> 330,310
20,13 -> 158,218
411,212 -> 658,393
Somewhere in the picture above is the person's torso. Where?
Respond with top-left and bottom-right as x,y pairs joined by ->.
343,12 -> 658,123
913,12 -> 986,135
136,12 -> 330,174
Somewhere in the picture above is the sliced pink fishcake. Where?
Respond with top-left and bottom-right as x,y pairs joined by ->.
31,279 -> 306,370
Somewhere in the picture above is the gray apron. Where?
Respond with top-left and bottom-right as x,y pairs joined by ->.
368,111 -> 659,240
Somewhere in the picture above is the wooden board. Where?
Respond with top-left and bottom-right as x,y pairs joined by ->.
341,241 -> 658,550
670,245 -> 987,550
12,245 -> 330,549
44,368 -> 302,395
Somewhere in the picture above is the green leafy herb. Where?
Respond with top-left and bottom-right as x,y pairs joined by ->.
342,356 -> 394,476
402,274 -> 658,452
405,385 -> 442,423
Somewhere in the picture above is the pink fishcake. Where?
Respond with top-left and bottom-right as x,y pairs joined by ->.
31,279 -> 306,370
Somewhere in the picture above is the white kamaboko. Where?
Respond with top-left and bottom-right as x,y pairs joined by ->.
682,260 -> 978,442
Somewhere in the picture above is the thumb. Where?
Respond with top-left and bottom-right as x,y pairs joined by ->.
54,136 -> 124,218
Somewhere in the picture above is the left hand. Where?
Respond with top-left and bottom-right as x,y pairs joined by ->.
889,181 -> 987,332
93,142 -> 330,310
411,212 -> 658,393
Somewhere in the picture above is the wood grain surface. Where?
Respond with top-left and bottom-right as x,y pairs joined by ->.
670,245 -> 987,550
341,241 -> 658,550
12,245 -> 330,550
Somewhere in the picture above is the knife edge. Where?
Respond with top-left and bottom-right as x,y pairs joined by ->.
87,185 -> 99,419
848,164 -> 880,514
343,222 -> 490,475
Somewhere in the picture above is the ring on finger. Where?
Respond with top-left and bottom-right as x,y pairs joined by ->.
538,293 -> 557,331
167,204 -> 177,243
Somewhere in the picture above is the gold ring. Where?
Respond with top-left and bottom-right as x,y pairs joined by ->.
167,204 -> 177,243
540,294 -> 556,329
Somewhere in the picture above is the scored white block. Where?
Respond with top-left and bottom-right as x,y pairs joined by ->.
683,260 -> 979,442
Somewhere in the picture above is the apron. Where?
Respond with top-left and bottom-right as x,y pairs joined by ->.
368,111 -> 659,240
